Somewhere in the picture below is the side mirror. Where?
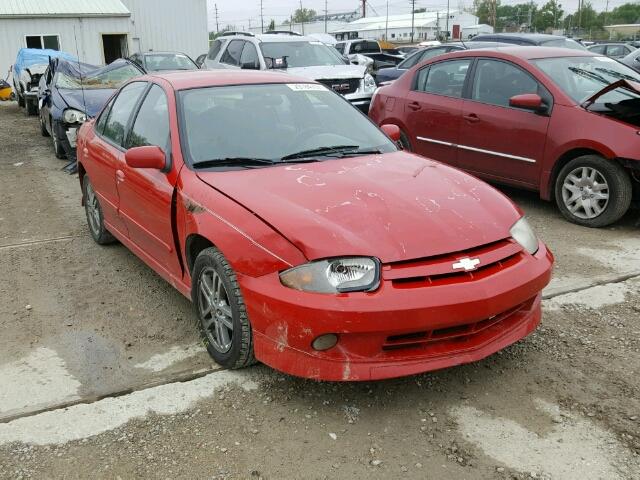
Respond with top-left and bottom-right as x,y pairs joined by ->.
125,146 -> 166,169
509,93 -> 546,113
381,124 -> 401,142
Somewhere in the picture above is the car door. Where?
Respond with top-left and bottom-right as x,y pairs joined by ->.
85,81 -> 148,237
605,44 -> 627,59
117,83 -> 181,275
403,58 -> 472,166
218,39 -> 245,69
457,58 -> 551,187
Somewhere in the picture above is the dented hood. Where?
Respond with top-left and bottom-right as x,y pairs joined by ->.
196,152 -> 521,263
582,79 -> 640,107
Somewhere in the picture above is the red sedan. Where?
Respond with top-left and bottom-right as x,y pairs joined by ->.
369,47 -> 640,228
77,70 -> 553,381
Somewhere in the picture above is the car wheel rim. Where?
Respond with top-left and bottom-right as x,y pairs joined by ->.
562,166 -> 609,220
85,182 -> 101,235
198,267 -> 233,353
53,132 -> 59,151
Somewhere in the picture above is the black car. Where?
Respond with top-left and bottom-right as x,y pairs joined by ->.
128,51 -> 199,72
472,33 -> 586,50
375,41 -> 512,83
587,42 -> 636,59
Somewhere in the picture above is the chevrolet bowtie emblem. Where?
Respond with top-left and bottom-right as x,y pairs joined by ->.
452,257 -> 481,272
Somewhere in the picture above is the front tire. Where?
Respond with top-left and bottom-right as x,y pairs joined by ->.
82,175 -> 115,244
192,247 -> 256,369
555,155 -> 632,228
40,114 -> 50,137
52,125 -> 66,159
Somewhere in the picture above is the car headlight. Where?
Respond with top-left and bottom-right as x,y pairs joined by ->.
362,73 -> 376,93
510,217 -> 539,255
280,257 -> 380,294
63,109 -> 87,124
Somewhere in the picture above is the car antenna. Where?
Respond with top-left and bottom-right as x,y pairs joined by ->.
72,25 -> 87,125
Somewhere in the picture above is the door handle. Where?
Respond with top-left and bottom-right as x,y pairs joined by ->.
407,101 -> 421,111
116,170 -> 125,182
463,113 -> 480,123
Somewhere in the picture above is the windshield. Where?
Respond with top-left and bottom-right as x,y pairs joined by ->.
540,38 -> 586,50
55,64 -> 141,90
532,56 -> 640,103
144,54 -> 197,71
179,83 -> 396,166
260,41 -> 346,68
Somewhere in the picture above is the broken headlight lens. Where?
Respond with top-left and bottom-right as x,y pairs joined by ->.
280,257 -> 380,294
362,73 -> 377,93
62,108 -> 87,124
510,217 -> 539,255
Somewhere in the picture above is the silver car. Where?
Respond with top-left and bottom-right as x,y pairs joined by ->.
203,32 -> 376,112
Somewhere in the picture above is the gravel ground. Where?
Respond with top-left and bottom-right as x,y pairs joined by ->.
0,101 -> 639,479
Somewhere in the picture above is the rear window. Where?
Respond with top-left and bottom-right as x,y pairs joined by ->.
207,39 -> 227,60
540,38 -> 586,51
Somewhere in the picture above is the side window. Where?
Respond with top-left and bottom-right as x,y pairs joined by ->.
607,45 -> 625,57
240,42 -> 260,68
207,39 -> 226,60
414,59 -> 471,98
126,85 -> 170,150
420,47 -> 449,62
590,45 -> 606,54
472,59 -> 539,108
335,43 -> 345,54
102,82 -> 147,146
399,51 -> 423,69
95,97 -> 115,135
221,40 -> 244,66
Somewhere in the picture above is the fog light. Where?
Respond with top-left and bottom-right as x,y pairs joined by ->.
312,334 -> 338,351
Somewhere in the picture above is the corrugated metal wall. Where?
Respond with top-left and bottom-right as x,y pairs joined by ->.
0,16 -> 130,74
122,0 -> 208,58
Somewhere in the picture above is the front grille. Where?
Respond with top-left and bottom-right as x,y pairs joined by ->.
316,78 -> 360,95
382,299 -> 531,351
384,238 -> 524,289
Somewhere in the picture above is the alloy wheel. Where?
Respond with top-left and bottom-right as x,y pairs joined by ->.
561,166 -> 609,220
198,267 -> 234,353
85,181 -> 101,236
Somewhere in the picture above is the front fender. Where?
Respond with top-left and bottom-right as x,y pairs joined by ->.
177,170 -> 307,279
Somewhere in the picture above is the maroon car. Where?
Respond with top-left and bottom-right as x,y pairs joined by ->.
370,47 -> 640,227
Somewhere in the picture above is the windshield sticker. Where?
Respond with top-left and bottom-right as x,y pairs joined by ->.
286,83 -> 328,92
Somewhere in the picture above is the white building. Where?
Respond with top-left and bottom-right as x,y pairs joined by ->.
331,10 -> 479,43
0,0 -> 208,74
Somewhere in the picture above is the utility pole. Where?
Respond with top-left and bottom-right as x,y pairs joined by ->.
300,0 -> 305,35
260,0 -> 264,33
577,0 -> 582,33
361,0 -> 366,18
215,3 -> 220,33
446,0 -> 450,40
385,0 -> 389,40
604,0 -> 610,33
436,11 -> 440,41
324,0 -> 328,33
410,0 -> 416,43
527,5 -> 532,32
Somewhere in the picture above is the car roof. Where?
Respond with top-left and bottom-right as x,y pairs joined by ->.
145,69 -> 315,90
474,33 -> 571,42
443,45 -> 597,60
141,51 -> 190,56
253,33 -> 318,43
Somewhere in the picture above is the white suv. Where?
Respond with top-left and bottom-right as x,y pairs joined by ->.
203,32 -> 376,112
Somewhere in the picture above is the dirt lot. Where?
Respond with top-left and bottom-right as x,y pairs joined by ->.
0,101 -> 639,479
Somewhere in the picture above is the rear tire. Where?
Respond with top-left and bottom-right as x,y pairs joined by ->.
554,155 -> 632,228
83,175 -> 116,245
17,93 -> 24,107
25,98 -> 37,116
40,114 -> 49,137
192,247 -> 256,370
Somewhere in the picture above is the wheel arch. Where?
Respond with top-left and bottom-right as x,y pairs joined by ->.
185,233 -> 215,275
544,147 -> 613,201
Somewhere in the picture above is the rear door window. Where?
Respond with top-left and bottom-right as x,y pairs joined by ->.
606,45 -> 625,57
414,59 -> 471,98
221,40 -> 244,66
589,45 -> 606,54
207,39 -> 227,60
102,82 -> 147,147
239,42 -> 260,69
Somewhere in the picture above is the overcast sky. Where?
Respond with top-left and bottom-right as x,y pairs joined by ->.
206,0 -> 628,30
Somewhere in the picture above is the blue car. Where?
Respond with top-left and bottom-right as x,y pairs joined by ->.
38,58 -> 144,164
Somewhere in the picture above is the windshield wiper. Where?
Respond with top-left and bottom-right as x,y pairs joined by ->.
281,145 -> 381,161
594,67 -> 639,82
192,157 -> 277,169
568,67 -> 609,85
